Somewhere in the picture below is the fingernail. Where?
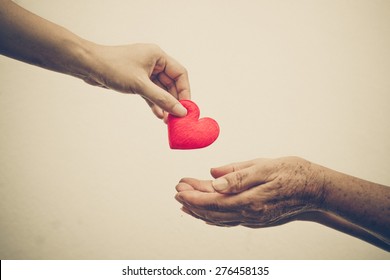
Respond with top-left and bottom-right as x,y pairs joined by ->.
172,103 -> 187,117
212,178 -> 228,192
175,193 -> 183,203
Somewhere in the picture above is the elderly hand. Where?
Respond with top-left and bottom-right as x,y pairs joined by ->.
175,157 -> 325,227
175,156 -> 390,251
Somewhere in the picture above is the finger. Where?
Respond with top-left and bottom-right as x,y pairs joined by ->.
157,72 -> 178,99
206,221 -> 241,227
211,165 -> 267,194
181,207 -> 240,227
151,75 -> 168,92
153,73 -> 178,122
241,215 -> 296,228
139,78 -> 187,117
142,97 -> 164,119
180,206 -> 201,219
151,78 -> 173,122
162,111 -> 169,124
175,190 -> 248,212
189,207 -> 244,224
176,181 -> 195,192
147,77 -> 168,118
178,178 -> 215,193
163,55 -> 191,100
210,160 -> 256,178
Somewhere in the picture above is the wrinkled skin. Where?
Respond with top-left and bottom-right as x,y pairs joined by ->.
175,156 -> 390,251
175,157 -> 325,228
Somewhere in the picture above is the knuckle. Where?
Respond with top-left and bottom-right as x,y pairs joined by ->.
228,171 -> 246,192
128,75 -> 146,94
151,43 -> 163,52
158,73 -> 175,89
143,43 -> 161,53
180,67 -> 188,77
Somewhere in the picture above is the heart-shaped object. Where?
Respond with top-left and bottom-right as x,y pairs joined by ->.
168,100 -> 220,149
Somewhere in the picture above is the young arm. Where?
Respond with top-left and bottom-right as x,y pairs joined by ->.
0,0 -> 190,118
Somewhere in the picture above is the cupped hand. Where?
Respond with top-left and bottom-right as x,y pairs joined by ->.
175,157 -> 326,227
84,43 -> 190,119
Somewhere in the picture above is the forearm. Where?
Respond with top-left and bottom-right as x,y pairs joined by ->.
297,211 -> 390,251
319,166 -> 390,245
0,0 -> 93,78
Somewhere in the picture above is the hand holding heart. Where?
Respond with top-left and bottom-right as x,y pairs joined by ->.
167,100 -> 220,149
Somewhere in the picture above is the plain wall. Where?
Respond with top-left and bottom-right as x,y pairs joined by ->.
1,0 -> 389,259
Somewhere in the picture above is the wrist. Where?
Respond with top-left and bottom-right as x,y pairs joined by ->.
61,36 -> 98,80
297,159 -> 327,211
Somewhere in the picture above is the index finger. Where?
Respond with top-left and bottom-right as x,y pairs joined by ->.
163,55 -> 191,100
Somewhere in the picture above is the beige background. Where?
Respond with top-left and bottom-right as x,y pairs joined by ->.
1,0 -> 389,259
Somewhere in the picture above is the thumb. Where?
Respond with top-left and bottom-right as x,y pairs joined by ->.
211,166 -> 264,194
139,78 -> 187,117
210,160 -> 255,179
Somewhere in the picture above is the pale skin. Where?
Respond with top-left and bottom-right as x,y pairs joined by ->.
0,0 -> 190,119
175,157 -> 390,251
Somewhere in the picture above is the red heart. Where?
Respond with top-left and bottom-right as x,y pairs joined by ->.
168,100 -> 220,149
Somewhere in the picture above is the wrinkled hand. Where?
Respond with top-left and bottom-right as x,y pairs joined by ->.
175,157 -> 326,227
84,43 -> 190,119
